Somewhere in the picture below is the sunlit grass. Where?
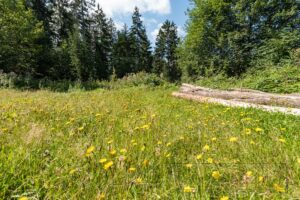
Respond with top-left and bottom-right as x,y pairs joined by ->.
0,87 -> 299,199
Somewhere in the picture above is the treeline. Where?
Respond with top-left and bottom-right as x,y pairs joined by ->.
179,0 -> 300,79
0,0 -> 181,82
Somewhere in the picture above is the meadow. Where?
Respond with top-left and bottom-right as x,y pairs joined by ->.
0,86 -> 299,199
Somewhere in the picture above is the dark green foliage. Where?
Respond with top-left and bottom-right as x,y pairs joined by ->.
129,7 -> 152,73
180,0 -> 300,77
112,25 -> 135,78
0,0 -> 43,74
153,20 -> 181,82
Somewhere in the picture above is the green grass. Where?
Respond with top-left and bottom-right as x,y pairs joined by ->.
0,86 -> 299,199
194,65 -> 300,94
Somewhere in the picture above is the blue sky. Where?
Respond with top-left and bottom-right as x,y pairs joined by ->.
96,0 -> 191,45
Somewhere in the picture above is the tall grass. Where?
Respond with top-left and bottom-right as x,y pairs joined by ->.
0,87 -> 299,199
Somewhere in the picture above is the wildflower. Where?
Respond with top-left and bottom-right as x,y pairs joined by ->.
18,197 -> 28,200
245,128 -> 251,135
211,137 -> 217,142
109,150 -> 117,156
135,177 -> 143,184
273,183 -> 285,193
179,136 -> 184,140
143,159 -> 149,166
207,158 -> 213,164
255,127 -> 263,132
278,138 -> 286,143
183,186 -> 195,193
103,161 -> 113,170
141,145 -> 146,151
86,146 -> 95,154
120,149 -> 127,154
157,141 -> 162,145
69,169 -> 77,175
78,126 -> 84,131
165,153 -> 171,158
141,124 -> 150,130
98,193 -> 105,199
196,154 -> 203,160
203,145 -> 210,151
246,171 -> 253,177
229,137 -> 238,143
99,158 -> 107,164
107,140 -> 113,144
166,142 -> 172,147
119,155 -> 126,162
212,171 -> 221,180
280,128 -> 286,131
297,158 -> 300,164
220,196 -> 229,200
250,140 -> 255,145
185,163 -> 193,168
258,176 -> 264,182
129,167 -> 136,172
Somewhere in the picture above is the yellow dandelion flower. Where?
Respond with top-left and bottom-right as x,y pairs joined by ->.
211,137 -> 217,142
107,140 -> 113,144
196,154 -> 203,160
143,159 -> 149,166
245,128 -> 251,135
203,145 -> 210,151
250,140 -> 256,145
246,171 -> 253,177
183,186 -> 195,193
165,153 -> 171,158
69,169 -> 77,175
120,148 -> 127,154
99,158 -> 107,164
18,197 -> 28,200
157,141 -> 162,145
273,183 -> 285,193
297,158 -> 300,164
86,146 -> 95,154
103,161 -> 113,170
258,176 -> 264,182
212,171 -> 221,180
98,193 -> 105,199
185,163 -> 193,168
141,145 -> 146,152
109,150 -> 117,156
220,196 -> 229,200
207,158 -> 213,164
135,177 -> 143,184
278,138 -> 286,143
129,167 -> 136,172
255,127 -> 263,132
229,137 -> 238,143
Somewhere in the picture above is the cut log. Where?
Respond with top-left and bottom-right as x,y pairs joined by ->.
172,92 -> 300,116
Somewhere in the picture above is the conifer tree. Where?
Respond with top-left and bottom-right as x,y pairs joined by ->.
129,7 -> 152,73
153,20 -> 181,82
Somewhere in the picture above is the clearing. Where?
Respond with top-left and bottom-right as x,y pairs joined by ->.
0,87 -> 299,199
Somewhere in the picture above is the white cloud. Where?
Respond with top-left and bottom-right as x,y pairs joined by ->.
96,0 -> 171,17
151,23 -> 163,42
177,26 -> 186,37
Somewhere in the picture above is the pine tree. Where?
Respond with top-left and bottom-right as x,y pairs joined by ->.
129,7 -> 152,73
153,20 -> 181,82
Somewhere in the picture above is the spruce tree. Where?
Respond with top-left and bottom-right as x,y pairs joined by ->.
129,7 -> 152,73
153,20 -> 181,82
112,25 -> 135,78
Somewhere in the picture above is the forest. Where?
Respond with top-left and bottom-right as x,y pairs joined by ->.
1,0 -> 299,90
